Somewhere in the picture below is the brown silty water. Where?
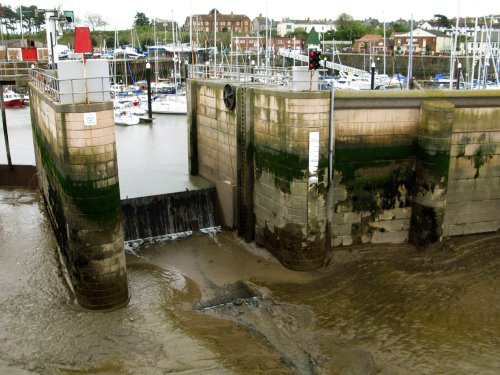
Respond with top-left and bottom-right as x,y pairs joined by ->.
0,188 -> 499,374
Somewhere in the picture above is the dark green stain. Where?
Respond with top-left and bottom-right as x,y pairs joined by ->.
416,145 -> 450,176
335,141 -> 417,164
33,127 -> 121,224
334,145 -> 416,218
254,145 -> 309,194
466,145 -> 494,179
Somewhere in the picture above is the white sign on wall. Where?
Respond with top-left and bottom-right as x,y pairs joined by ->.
308,131 -> 320,183
83,112 -> 97,126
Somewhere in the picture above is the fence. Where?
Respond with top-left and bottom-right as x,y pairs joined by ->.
188,63 -> 329,90
28,66 -> 111,104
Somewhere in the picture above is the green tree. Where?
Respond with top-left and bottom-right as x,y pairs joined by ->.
1,5 -> 18,35
286,27 -> 308,41
333,13 -> 366,42
134,12 -> 149,27
307,27 -> 320,45
389,22 -> 409,34
434,14 -> 451,28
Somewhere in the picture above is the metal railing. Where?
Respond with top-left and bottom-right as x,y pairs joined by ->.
188,63 -> 312,88
29,68 -> 112,104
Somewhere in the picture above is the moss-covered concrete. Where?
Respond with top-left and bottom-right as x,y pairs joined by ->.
410,100 -> 454,246
29,83 -> 128,310
190,79 -> 500,260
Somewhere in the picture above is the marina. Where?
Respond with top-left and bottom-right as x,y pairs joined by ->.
1,3 -> 500,374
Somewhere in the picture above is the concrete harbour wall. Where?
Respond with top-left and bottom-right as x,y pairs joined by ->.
188,81 -> 500,270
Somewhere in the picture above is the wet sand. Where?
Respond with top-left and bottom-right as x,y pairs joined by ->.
1,188 -> 499,374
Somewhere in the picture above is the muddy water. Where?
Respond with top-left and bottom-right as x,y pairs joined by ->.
1,188 -> 499,374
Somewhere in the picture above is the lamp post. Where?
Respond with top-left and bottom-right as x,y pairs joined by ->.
457,62 -> 462,90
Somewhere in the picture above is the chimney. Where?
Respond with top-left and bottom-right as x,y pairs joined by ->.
259,13 -> 262,17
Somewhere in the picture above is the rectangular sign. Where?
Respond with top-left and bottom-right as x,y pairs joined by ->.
308,131 -> 320,176
83,112 -> 97,126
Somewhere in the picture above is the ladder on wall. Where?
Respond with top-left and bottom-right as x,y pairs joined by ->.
237,87 -> 247,239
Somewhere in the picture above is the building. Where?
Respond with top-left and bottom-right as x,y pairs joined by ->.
184,9 -> 251,34
276,18 -> 336,37
462,30 -> 500,56
252,13 -> 272,33
231,36 -> 303,53
426,30 -> 453,54
393,28 -> 437,54
353,34 -> 387,54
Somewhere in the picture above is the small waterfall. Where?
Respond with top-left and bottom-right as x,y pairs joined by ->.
0,165 -> 38,187
121,187 -> 219,241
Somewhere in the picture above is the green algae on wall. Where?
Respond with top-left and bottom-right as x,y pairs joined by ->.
33,126 -> 121,224
334,142 -> 416,218
254,145 -> 308,194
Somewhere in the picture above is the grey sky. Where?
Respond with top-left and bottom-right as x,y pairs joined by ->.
7,0 -> 500,30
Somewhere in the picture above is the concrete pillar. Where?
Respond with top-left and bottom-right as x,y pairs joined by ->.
29,84 -> 128,310
410,100 -> 454,246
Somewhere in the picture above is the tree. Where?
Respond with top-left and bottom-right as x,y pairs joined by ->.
1,5 -> 18,36
84,12 -> 108,31
335,13 -> 354,31
434,14 -> 451,29
286,28 -> 308,42
333,13 -> 366,42
389,22 -> 409,34
307,27 -> 320,46
134,12 -> 149,27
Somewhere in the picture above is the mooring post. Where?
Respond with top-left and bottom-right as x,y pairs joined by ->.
0,83 -> 13,170
146,62 -> 152,119
371,61 -> 376,90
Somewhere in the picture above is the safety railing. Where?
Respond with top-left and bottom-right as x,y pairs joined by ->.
187,63 -> 339,91
188,63 -> 299,87
29,67 -> 112,104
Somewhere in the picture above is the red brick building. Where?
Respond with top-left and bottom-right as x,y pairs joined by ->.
185,9 -> 251,34
392,28 -> 437,54
231,36 -> 303,53
353,34 -> 387,54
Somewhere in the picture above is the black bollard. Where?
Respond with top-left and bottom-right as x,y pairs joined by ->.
371,61 -> 375,90
0,84 -> 13,170
146,62 -> 152,119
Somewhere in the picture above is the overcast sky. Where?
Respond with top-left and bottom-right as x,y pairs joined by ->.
8,0 -> 500,30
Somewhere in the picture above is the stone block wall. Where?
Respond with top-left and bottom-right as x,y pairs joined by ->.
190,82 -> 238,184
29,83 -> 128,310
443,107 -> 500,236
189,81 -> 500,270
252,89 -> 330,270
330,106 -> 419,246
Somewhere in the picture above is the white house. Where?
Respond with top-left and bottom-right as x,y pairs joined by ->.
276,18 -> 336,37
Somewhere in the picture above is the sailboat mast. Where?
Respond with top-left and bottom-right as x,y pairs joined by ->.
449,0 -> 461,90
113,28 -> 117,84
407,15 -> 413,90
190,0 -> 194,75
153,20 -> 158,85
470,17 -> 478,88
172,10 -> 177,94
214,9 -> 217,71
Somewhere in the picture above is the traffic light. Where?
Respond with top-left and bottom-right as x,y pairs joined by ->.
309,50 -> 321,70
